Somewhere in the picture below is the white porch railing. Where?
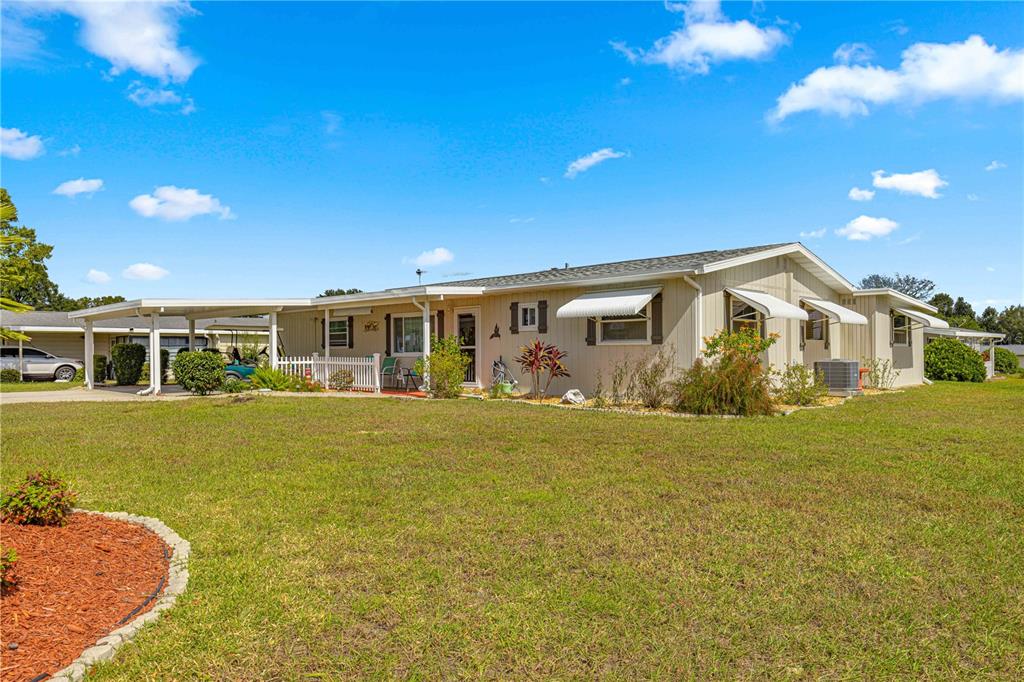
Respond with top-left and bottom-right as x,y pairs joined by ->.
275,354 -> 381,392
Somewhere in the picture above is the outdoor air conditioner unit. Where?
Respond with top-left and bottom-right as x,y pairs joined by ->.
813,360 -> 861,396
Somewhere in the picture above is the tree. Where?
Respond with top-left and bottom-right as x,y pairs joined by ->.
952,297 -> 976,319
978,306 -> 1000,333
998,305 -> 1024,344
929,293 -> 954,318
858,273 -> 935,300
319,288 -> 363,297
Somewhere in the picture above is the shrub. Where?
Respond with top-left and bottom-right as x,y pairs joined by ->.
172,351 -> 226,395
924,338 -> 985,382
73,367 -> 85,382
994,347 -> 1019,374
591,372 -> 608,408
609,358 -> 635,406
250,367 -> 299,391
862,357 -> 900,390
111,343 -> 146,385
671,354 -> 775,416
93,354 -> 108,383
415,335 -> 470,399
632,346 -> 676,408
222,378 -> 252,393
515,340 -> 570,400
160,348 -> 170,381
703,327 -> 778,358
0,546 -> 16,590
775,363 -> 828,406
0,368 -> 21,383
0,471 -> 78,526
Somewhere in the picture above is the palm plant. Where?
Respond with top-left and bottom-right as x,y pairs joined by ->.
516,339 -> 570,400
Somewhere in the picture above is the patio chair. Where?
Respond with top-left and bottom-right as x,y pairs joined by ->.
380,356 -> 399,388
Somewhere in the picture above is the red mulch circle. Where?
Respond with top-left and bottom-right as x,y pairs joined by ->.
0,513 -> 169,681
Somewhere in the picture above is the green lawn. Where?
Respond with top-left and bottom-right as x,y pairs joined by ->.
0,380 -> 83,393
3,381 -> 1022,679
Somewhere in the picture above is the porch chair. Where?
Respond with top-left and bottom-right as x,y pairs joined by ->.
380,356 -> 399,389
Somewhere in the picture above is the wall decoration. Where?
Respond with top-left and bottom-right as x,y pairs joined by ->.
363,320 -> 379,332
489,324 -> 501,339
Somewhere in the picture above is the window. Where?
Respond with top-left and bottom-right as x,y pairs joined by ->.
598,306 -> 649,344
329,319 -> 349,347
392,315 -> 424,354
520,303 -> 538,331
892,312 -> 911,346
0,348 -> 18,357
21,348 -> 49,358
729,296 -> 763,336
805,308 -> 827,341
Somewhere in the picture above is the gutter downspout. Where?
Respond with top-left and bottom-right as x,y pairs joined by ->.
682,275 -> 703,359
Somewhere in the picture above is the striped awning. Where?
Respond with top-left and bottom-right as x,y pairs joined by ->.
556,287 -> 661,319
726,288 -> 808,321
801,298 -> 868,325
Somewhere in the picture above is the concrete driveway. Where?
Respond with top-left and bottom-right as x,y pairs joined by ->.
0,384 -> 193,405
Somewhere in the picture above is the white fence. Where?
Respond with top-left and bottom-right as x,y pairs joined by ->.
275,354 -> 381,392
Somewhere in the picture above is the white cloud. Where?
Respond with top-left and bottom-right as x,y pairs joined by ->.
57,144 -> 81,157
895,232 -> 921,245
58,0 -> 200,83
612,0 -> 788,75
180,97 -> 196,115
848,187 -> 875,201
0,8 -> 48,64
967,193 -> 980,202
771,35 -> 1024,121
871,168 -> 947,198
836,215 -> 900,241
509,217 -> 535,224
405,247 -> 454,268
564,148 -> 627,179
985,160 -> 1006,171
127,82 -> 181,106
799,228 -> 826,238
833,42 -> 874,65
123,262 -> 169,280
619,77 -> 632,86
85,269 -> 111,284
53,178 -> 104,198
1,127 -> 45,159
322,111 -> 341,135
129,185 -> 234,221
985,266 -> 996,272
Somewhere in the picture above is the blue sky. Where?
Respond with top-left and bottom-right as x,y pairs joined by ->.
2,1 -> 1022,309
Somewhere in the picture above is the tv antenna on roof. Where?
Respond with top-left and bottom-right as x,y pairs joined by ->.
416,268 -> 426,284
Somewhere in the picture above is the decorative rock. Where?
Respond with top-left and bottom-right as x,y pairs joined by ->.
561,389 -> 586,405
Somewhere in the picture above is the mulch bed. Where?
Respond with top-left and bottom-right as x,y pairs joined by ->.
0,513 -> 169,681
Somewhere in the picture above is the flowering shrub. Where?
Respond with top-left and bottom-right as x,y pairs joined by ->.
670,329 -> 778,416
703,327 -> 778,359
0,471 -> 78,526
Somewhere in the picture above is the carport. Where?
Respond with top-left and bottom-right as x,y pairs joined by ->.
68,299 -> 311,394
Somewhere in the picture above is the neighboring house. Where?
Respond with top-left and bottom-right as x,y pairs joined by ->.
68,242 -> 950,395
0,311 -> 269,364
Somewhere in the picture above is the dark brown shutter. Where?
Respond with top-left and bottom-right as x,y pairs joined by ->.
510,302 -> 519,335
319,317 -> 325,349
385,313 -> 392,356
347,316 -> 354,349
799,322 -> 806,351
586,318 -> 596,346
538,300 -> 548,333
650,293 -> 663,344
889,310 -> 894,347
436,310 -> 444,339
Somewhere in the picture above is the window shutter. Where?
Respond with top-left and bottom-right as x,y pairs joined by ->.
824,321 -> 830,350
538,300 -> 548,333
650,293 -> 663,344
436,310 -> 445,340
510,302 -> 519,335
907,321 -> 912,348
385,314 -> 392,356
799,322 -> 806,351
319,317 -> 325,349
586,318 -> 596,346
347,316 -> 354,349
889,310 -> 894,347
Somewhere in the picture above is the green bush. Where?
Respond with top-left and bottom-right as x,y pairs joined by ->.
775,363 -> 828,405
994,347 -> 1019,374
250,367 -> 299,391
924,338 -> 986,382
93,354 -> 108,383
111,343 -> 146,385
73,367 -> 85,382
172,351 -> 226,395
670,328 -> 778,416
222,378 -> 252,393
416,335 -> 471,399
0,546 -> 16,590
0,368 -> 21,383
0,471 -> 78,526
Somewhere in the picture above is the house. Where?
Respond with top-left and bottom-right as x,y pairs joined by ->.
67,242 -> 951,395
0,311 -> 269,365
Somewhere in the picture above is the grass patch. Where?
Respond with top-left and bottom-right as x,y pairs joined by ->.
0,381 -> 83,393
2,380 -> 1023,678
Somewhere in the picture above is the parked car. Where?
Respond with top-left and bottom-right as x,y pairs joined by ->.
0,347 -> 84,381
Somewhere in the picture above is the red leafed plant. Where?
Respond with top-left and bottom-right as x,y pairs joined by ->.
516,340 -> 571,400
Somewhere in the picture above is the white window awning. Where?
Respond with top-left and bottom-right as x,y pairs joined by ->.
801,298 -> 868,325
726,288 -> 808,321
556,287 -> 661,319
895,307 -> 949,329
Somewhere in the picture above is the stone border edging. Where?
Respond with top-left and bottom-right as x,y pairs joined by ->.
48,510 -> 190,682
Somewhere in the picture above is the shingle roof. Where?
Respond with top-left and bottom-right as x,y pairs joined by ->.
0,311 -> 268,330
434,243 -> 794,289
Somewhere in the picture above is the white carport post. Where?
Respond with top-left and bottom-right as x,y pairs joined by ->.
988,337 -> 996,379
269,312 -> 279,369
421,298 -> 431,389
84,320 -> 95,389
150,313 -> 161,395
187,319 -> 196,351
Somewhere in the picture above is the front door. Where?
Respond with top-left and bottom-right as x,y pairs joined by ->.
456,311 -> 477,384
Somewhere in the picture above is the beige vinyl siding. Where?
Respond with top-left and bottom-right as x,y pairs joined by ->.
840,294 -> 924,387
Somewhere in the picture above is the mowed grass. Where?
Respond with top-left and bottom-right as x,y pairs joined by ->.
3,381 -> 1023,679
0,380 -> 83,392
